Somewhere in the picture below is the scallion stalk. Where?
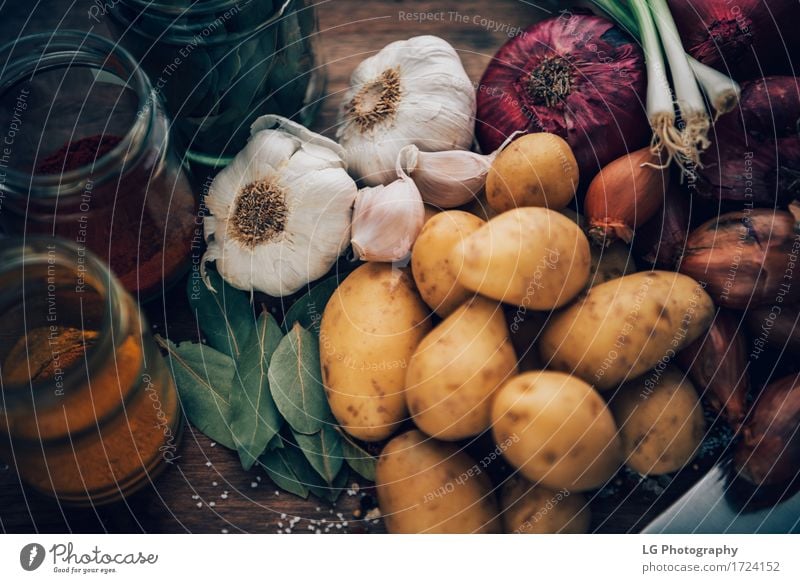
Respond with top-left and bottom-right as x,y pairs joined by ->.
628,0 -> 679,167
649,0 -> 711,170
688,56 -> 741,118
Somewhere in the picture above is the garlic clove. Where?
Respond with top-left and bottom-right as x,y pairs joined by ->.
404,144 -> 493,208
351,149 -> 424,262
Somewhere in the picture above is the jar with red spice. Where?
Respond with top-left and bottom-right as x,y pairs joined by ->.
0,32 -> 198,301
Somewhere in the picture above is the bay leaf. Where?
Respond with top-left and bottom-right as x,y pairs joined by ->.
280,442 -> 344,502
258,449 -> 309,499
281,274 -> 340,335
292,424 -> 344,484
187,266 -> 255,359
268,324 -> 327,434
155,336 -> 236,450
337,428 -> 377,482
229,311 -> 284,471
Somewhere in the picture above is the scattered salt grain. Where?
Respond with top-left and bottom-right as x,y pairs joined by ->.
284,528 -> 291,533
251,482 -> 258,488
209,502 -> 216,507
205,461 -> 212,467
256,476 -> 261,482
278,522 -> 283,528
221,529 -> 228,534
210,442 -> 217,448
280,513 -> 287,519
191,494 -> 199,500
196,502 -> 203,508
212,481 -> 218,487
315,529 -> 321,534
275,490 -> 280,496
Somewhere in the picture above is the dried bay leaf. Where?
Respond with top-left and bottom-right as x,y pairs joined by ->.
337,428 -> 377,481
292,424 -> 344,484
229,311 -> 284,471
258,449 -> 309,499
187,266 -> 255,359
155,336 -> 236,450
268,324 -> 327,434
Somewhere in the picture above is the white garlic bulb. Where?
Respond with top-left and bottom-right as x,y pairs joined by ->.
351,149 -> 424,262
337,35 -> 476,187
202,115 -> 358,297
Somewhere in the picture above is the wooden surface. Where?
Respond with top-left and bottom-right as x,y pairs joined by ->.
0,0 -> 694,534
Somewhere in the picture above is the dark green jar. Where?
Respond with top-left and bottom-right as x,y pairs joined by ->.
109,0 -> 326,168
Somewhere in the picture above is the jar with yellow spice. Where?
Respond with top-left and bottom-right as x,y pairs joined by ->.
0,237 -> 182,505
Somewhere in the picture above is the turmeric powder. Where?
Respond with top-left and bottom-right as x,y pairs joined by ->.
1,321 -> 181,504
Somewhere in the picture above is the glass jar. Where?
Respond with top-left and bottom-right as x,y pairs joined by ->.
0,237 -> 182,506
0,32 -> 198,302
108,0 -> 326,168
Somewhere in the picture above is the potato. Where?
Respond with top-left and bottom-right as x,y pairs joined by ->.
320,263 -> 431,441
411,211 -> 485,317
500,475 -> 590,534
450,208 -> 590,309
539,271 -> 714,390
376,430 -> 501,533
406,297 -> 518,440
610,366 -> 705,475
491,371 -> 622,491
588,241 -> 637,288
487,133 -> 579,213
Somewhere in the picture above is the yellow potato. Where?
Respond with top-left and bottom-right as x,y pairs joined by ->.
500,475 -> 590,534
539,271 -> 714,390
320,263 -> 431,441
376,430 -> 501,533
450,208 -> 590,309
487,133 -> 579,213
611,366 -> 705,475
405,297 -> 518,440
411,211 -> 485,317
491,371 -> 622,492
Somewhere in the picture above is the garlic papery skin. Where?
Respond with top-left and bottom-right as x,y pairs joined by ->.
202,115 -> 358,297
337,35 -> 476,187
351,151 -> 425,262
404,144 -> 492,208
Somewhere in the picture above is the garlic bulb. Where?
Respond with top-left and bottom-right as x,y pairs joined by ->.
351,149 -> 424,262
202,115 -> 358,297
337,35 -> 476,186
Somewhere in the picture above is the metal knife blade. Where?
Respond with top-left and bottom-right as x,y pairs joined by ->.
642,465 -> 800,533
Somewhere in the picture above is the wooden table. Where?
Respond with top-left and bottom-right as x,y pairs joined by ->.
0,0 -> 704,534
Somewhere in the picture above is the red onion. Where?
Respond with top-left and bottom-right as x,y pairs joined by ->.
667,0 -> 800,81
476,12 -> 648,184
696,76 -> 800,207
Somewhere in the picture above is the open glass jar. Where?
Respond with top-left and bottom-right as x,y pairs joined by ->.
0,238 -> 182,506
109,0 -> 326,168
0,32 -> 198,302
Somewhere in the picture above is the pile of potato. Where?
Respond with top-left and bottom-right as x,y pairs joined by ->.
320,134 -> 714,534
